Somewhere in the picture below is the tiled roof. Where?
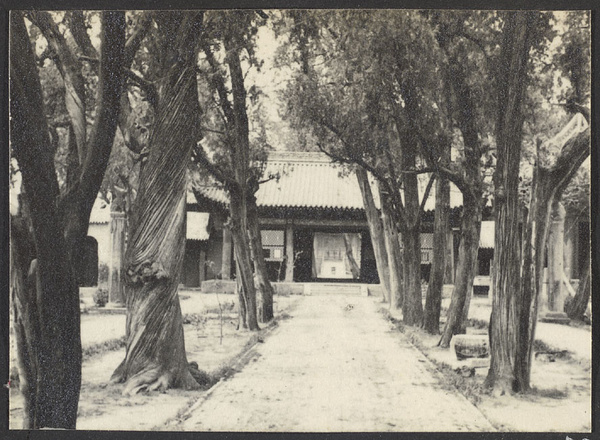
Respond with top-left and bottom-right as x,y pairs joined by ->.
188,151 -> 464,212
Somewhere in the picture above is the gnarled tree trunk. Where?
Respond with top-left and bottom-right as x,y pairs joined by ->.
111,12 -> 204,394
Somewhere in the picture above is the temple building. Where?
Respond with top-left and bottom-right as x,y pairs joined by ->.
183,151 -> 468,290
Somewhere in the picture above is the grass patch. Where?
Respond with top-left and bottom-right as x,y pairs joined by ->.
82,336 -> 126,361
379,307 -> 489,406
430,359 -> 491,406
182,313 -> 208,327
466,318 -> 489,330
532,386 -> 569,399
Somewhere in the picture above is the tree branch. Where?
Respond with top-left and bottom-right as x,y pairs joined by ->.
67,11 -> 98,60
124,12 -> 153,67
28,11 -> 87,163
77,12 -> 127,209
191,145 -> 236,188
124,69 -> 158,107
417,172 -> 436,222
201,39 -> 235,125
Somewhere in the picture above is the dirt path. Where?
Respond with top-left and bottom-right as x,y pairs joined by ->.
178,295 -> 495,432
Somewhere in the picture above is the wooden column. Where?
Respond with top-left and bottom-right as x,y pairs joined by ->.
221,226 -> 232,280
108,211 -> 126,304
285,224 -> 294,282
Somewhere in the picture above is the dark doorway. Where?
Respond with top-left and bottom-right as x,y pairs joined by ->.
294,229 -> 313,282
80,236 -> 98,287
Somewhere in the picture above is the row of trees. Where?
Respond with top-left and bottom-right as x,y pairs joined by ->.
9,9 -> 590,428
277,9 -> 590,393
10,10 -> 278,428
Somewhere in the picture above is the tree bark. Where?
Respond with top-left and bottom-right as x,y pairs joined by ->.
486,12 -> 535,394
247,193 -> 275,323
401,227 -> 423,326
10,11 -> 127,427
380,190 -> 403,309
230,188 -> 260,331
439,190 -> 482,346
515,114 -> 590,388
343,233 -> 361,278
565,260 -> 590,320
423,175 -> 450,334
111,12 -> 204,394
356,167 -> 390,301
400,144 -> 424,327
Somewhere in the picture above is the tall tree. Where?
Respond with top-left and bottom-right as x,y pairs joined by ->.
486,10 -> 590,393
192,10 -> 273,329
111,12 -> 206,394
356,167 -> 390,302
411,11 -> 498,343
281,10 -> 445,325
486,11 -> 538,394
10,11 -> 127,428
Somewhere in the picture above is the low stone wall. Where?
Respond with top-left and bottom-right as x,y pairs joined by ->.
200,280 -> 304,295
200,280 -> 382,297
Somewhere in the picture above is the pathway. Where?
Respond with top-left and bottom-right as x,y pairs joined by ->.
179,295 -> 495,432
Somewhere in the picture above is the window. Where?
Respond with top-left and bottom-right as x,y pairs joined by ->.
261,230 -> 284,261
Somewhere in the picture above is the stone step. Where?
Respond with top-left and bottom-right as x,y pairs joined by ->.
306,283 -> 365,296
540,311 -> 570,324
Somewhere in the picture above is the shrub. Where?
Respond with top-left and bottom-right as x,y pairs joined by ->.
93,287 -> 109,307
98,263 -> 109,284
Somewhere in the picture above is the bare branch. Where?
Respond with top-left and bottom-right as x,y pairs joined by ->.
78,12 -> 128,206
124,12 -> 153,67
417,173 -> 436,222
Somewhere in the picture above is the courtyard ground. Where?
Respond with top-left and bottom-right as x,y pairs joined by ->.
8,287 -> 592,432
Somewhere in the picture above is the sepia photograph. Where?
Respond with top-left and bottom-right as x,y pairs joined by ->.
6,5 -> 594,435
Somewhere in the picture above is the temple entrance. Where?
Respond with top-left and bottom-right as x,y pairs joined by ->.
312,232 -> 361,280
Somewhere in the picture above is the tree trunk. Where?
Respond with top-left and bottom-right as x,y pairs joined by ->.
515,115 -> 590,388
565,260 -> 590,321
229,188 -> 260,331
423,174 -> 450,334
111,12 -> 204,394
380,190 -> 403,309
247,193 -> 274,323
400,144 -> 423,326
356,167 -> 390,301
10,12 -> 126,428
342,234 -> 360,278
401,227 -> 423,326
439,190 -> 482,346
486,12 -> 535,394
